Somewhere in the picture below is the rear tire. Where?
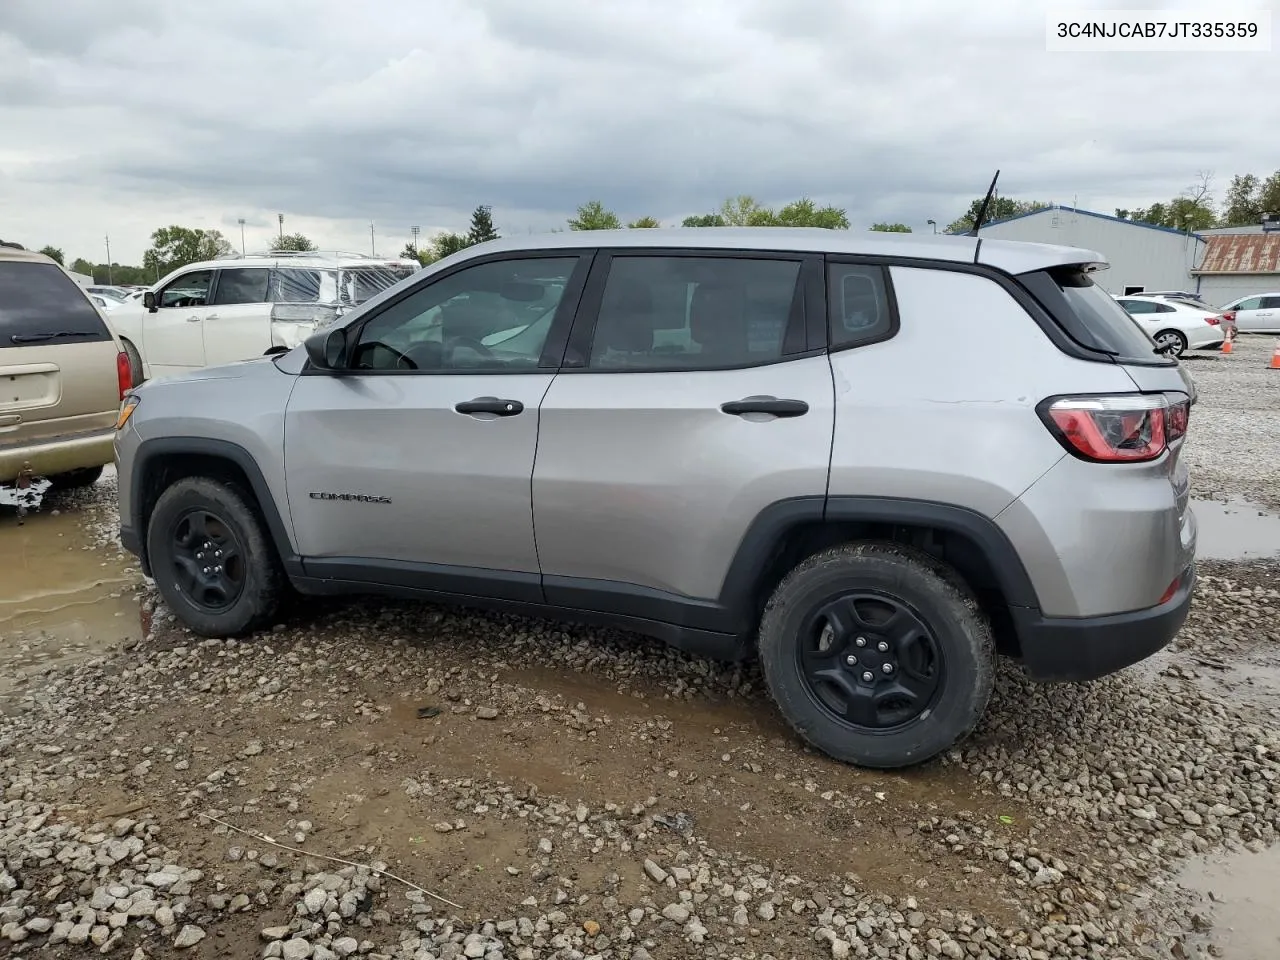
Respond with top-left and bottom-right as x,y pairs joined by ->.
121,338 -> 145,386
1154,329 -> 1188,357
758,542 -> 995,769
47,465 -> 105,490
146,477 -> 283,637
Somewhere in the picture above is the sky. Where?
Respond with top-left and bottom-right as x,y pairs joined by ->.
1,0 -> 1277,265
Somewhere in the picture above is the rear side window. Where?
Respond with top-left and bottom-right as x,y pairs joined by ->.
587,256 -> 802,370
0,261 -> 110,347
1027,267 -> 1168,364
826,263 -> 896,349
211,268 -> 270,305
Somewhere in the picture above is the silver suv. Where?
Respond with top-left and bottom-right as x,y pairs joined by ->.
114,228 -> 1198,769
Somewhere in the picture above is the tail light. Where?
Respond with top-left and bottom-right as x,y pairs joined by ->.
116,351 -> 132,401
1222,310 -> 1236,323
1206,315 -> 1220,325
1038,393 -> 1190,463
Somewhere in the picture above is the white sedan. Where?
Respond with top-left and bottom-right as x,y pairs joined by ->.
1220,293 -> 1280,333
1113,295 -> 1226,357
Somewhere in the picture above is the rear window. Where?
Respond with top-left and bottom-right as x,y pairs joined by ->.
0,261 -> 110,347
1046,268 -> 1168,364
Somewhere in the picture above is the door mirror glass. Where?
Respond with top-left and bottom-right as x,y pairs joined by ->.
304,327 -> 346,370
143,291 -> 156,312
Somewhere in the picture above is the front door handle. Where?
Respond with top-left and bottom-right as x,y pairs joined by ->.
720,396 -> 809,418
186,315 -> 202,323
455,396 -> 524,417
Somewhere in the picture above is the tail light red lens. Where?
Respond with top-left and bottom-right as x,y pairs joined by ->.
1206,315 -> 1220,325
1038,393 -> 1190,463
116,350 -> 132,401
1222,310 -> 1236,322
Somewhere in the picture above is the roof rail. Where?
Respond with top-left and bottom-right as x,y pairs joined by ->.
216,249 -> 413,262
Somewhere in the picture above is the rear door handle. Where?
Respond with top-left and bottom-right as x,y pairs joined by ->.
455,396 -> 524,417
186,315 -> 202,323
720,396 -> 809,418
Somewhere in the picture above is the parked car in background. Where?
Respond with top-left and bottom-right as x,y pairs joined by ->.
88,285 -> 132,303
1219,293 -> 1280,333
1113,294 -> 1225,356
1137,290 -> 1204,304
90,294 -> 121,312
107,250 -> 420,383
115,228 -> 1197,770
1,243 -> 131,494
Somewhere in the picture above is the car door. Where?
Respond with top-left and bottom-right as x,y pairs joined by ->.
283,251 -> 590,602
1254,295 -> 1280,332
143,268 -> 214,376
204,266 -> 272,366
1229,296 -> 1264,331
531,250 -> 834,634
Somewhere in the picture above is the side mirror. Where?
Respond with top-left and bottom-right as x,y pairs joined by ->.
143,291 -> 157,312
303,327 -> 346,371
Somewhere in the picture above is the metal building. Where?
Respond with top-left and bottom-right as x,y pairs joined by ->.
1191,232 -> 1280,307
970,205 -> 1206,297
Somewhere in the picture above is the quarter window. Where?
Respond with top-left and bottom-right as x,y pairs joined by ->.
157,270 -> 213,308
211,268 -> 271,305
587,256 -> 802,370
827,264 -> 895,349
351,257 -> 578,372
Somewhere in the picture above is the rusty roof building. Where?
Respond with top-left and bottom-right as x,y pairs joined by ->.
1192,234 -> 1280,307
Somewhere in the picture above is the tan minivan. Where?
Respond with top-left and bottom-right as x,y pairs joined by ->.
1,242 -> 131,494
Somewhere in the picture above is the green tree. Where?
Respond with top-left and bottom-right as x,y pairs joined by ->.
143,226 -> 233,277
946,197 -> 1049,234
773,198 -> 849,229
628,216 -> 661,228
431,232 -> 472,260
271,232 -> 316,252
568,200 -> 622,231
681,213 -> 727,227
1258,170 -> 1280,218
466,205 -> 500,244
1222,173 -> 1263,226
869,223 -> 912,233
717,194 -> 776,226
38,245 -> 64,264
70,257 -> 95,275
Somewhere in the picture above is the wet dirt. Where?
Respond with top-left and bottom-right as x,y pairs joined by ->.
1178,845 -> 1280,960
1192,498 -> 1280,561
0,503 -> 144,700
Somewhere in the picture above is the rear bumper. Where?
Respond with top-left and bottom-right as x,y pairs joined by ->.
0,429 -> 115,484
1012,562 -> 1196,682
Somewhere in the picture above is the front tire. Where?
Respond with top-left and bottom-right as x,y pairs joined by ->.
146,477 -> 283,637
758,542 -> 995,769
121,338 -> 145,386
1154,329 -> 1188,357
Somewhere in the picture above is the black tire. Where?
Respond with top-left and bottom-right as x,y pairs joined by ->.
758,542 -> 995,770
47,465 -> 105,490
1153,329 -> 1188,357
146,477 -> 283,638
121,338 -> 145,386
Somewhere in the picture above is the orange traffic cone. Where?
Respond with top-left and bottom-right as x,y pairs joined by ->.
1222,338 -> 1233,354
1269,341 -> 1280,370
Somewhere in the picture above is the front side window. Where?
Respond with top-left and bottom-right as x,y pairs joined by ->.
211,268 -> 271,306
827,264 -> 895,348
587,256 -> 801,371
1260,296 -> 1280,309
1233,296 -> 1263,311
351,257 -> 578,372
157,270 -> 213,308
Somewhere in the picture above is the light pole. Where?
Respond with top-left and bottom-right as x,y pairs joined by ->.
370,221 -> 376,256
927,219 -> 937,234
410,225 -> 420,255
278,213 -> 284,244
104,234 -> 112,284
237,218 -> 246,254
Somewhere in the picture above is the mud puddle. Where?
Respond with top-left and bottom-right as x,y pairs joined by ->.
0,506 -> 143,699
1192,498 -> 1280,561
1178,845 -> 1280,959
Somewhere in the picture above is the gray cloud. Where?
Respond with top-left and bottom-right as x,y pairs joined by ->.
1,0 -> 1276,261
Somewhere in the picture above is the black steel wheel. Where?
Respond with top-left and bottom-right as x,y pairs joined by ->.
146,477 -> 283,637
167,507 -> 247,611
759,542 -> 994,769
798,592 -> 944,732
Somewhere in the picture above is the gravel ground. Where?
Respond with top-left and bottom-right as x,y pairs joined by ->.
1,351 -> 1278,960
